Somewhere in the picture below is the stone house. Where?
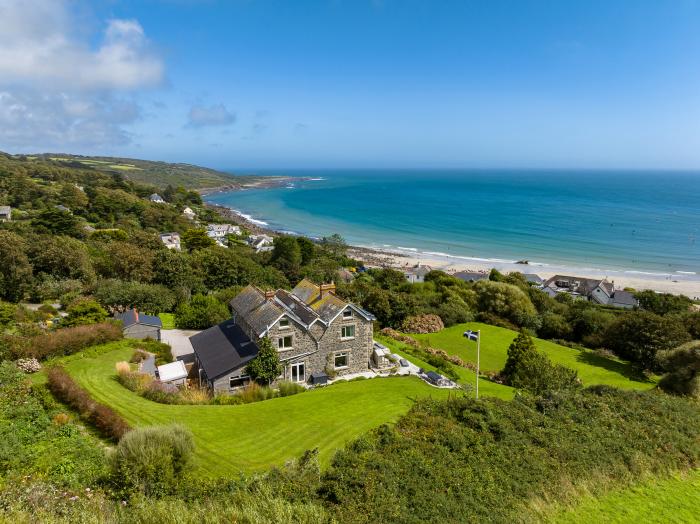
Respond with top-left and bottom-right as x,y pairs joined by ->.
543,275 -> 638,309
115,308 -> 162,341
190,279 -> 376,393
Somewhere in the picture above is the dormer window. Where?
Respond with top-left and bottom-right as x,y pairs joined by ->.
343,309 -> 353,319
279,317 -> 290,329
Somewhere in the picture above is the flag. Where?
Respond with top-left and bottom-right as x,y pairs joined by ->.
464,330 -> 478,341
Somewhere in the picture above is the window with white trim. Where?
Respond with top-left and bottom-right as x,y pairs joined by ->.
229,375 -> 250,389
334,352 -> 348,369
341,325 -> 355,339
278,335 -> 293,350
343,308 -> 353,319
279,317 -> 290,329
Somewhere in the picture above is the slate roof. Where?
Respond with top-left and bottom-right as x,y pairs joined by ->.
523,273 -> 543,284
453,271 -> 488,282
230,286 -> 285,335
612,290 -> 638,307
231,279 -> 374,338
544,275 -> 608,295
115,309 -> 162,328
189,320 -> 259,380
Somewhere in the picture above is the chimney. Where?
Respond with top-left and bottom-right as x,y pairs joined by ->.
264,290 -> 276,300
319,282 -> 336,298
133,308 -> 139,322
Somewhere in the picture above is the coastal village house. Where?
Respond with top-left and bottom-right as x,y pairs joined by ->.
403,263 -> 432,283
189,279 -> 376,393
150,193 -> 166,204
0,206 -> 11,222
543,275 -> 638,309
249,234 -> 274,253
160,232 -> 181,251
183,207 -> 196,219
206,223 -> 241,241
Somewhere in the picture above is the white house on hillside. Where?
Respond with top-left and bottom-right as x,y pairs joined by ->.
206,223 -> 241,240
249,234 -> 274,253
150,193 -> 166,204
0,206 -> 11,222
183,207 -> 196,219
160,232 -> 181,251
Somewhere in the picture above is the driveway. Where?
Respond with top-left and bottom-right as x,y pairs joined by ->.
161,329 -> 200,361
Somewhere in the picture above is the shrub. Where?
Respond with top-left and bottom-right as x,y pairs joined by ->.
175,294 -> 229,330
236,382 -> 277,403
400,314 -> 444,334
246,337 -> 281,385
141,381 -> 181,404
15,357 -> 41,373
52,412 -> 70,426
179,388 -> 210,405
212,393 -> 244,405
94,279 -> 177,315
111,424 -> 194,497
129,349 -> 149,363
117,370 -> 153,393
47,366 -> 131,441
474,280 -> 539,328
136,339 -> 172,365
278,380 -> 306,397
17,322 -> 122,360
115,361 -> 131,375
657,341 -> 700,398
62,299 -> 108,327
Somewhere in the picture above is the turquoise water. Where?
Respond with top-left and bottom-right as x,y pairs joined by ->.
206,170 -> 700,275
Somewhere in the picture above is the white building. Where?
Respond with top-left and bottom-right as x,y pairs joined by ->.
248,234 -> 274,253
160,232 -> 181,251
0,206 -> 11,222
157,360 -> 188,387
150,193 -> 166,204
206,223 -> 241,240
183,207 -> 196,219
403,263 -> 432,284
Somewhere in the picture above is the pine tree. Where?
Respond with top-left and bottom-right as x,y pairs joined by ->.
502,330 -> 537,382
246,336 -> 281,385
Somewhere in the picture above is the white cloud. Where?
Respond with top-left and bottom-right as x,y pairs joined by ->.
0,90 -> 140,149
0,1 -> 163,91
0,0 -> 165,150
187,103 -> 236,127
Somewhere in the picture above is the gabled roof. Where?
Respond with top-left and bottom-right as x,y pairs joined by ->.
115,309 -> 162,329
522,273 -> 543,284
612,290 -> 638,306
189,320 -> 258,380
230,285 -> 286,335
290,279 -> 320,303
453,271 -> 488,282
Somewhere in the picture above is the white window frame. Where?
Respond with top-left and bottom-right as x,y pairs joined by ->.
341,325 -> 356,340
343,308 -> 353,319
334,351 -> 349,369
279,317 -> 290,329
229,375 -> 250,390
278,335 -> 293,351
290,362 -> 305,383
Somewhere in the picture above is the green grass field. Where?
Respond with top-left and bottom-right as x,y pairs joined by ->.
552,470 -> 700,523
55,341 -> 453,476
412,323 -> 656,390
158,313 -> 175,330
377,335 -> 516,400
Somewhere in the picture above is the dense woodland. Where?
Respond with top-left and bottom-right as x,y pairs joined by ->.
0,153 -> 699,522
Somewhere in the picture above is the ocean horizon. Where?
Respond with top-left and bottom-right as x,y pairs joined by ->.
205,169 -> 700,277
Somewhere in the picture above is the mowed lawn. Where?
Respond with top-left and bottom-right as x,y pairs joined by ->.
552,470 -> 700,523
56,342 -> 453,476
413,323 -> 656,390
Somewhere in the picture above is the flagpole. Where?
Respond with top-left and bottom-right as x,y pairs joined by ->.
476,330 -> 480,400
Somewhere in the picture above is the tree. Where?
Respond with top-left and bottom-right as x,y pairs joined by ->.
474,280 -> 538,329
99,241 -> 155,283
174,294 -> 229,329
538,312 -> 572,340
94,279 -> 177,314
181,229 -> 215,251
0,231 -> 32,302
296,236 -> 316,265
28,235 -> 96,284
502,330 -> 538,381
271,236 -> 302,278
31,208 -> 81,236
246,336 -> 281,384
635,290 -> 692,316
63,299 -> 108,327
320,233 -> 347,258
657,341 -> 700,398
603,311 -> 691,370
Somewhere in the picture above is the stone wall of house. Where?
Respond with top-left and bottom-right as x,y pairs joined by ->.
123,324 -> 161,341
210,369 -> 250,394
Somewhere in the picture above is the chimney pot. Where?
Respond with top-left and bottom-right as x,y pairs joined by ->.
264,290 -> 276,300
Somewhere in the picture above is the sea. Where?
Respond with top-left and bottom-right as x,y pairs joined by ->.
205,169 -> 700,277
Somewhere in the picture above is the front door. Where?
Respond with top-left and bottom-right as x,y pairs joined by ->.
290,362 -> 305,383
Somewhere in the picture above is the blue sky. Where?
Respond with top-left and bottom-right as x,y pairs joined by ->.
1,1 -> 700,169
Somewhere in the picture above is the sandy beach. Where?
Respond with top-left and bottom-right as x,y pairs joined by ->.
349,246 -> 700,299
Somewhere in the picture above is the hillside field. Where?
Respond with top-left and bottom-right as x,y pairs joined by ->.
412,322 -> 657,390
49,341 -> 453,476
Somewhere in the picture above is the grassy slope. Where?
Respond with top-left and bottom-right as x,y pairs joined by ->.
158,313 -> 175,330
413,322 -> 656,390
376,335 -> 515,400
552,470 -> 700,523
55,341 -> 452,476
31,154 -> 249,189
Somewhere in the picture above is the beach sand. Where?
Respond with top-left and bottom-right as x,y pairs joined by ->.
349,247 -> 700,299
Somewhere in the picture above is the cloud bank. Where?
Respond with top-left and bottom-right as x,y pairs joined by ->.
0,0 -> 164,150
187,104 -> 236,128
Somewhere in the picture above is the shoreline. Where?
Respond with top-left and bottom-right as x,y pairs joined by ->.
203,200 -> 700,299
197,176 -> 313,195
